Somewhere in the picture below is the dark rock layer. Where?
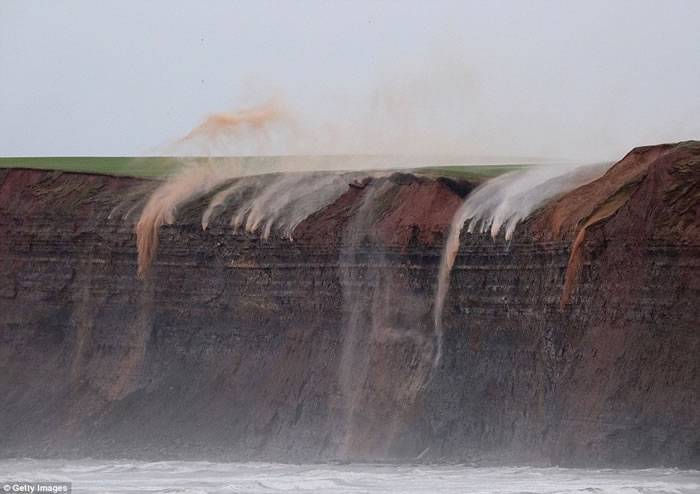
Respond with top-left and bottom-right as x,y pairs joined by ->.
0,142 -> 698,467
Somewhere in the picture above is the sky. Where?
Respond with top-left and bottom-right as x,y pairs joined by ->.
1,0 -> 700,161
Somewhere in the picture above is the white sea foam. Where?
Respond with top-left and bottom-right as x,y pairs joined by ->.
1,460 -> 698,494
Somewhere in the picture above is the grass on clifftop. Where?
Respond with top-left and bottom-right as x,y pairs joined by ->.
0,157 -> 181,178
0,156 -> 528,180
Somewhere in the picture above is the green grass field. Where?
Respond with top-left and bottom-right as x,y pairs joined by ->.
0,156 -> 529,180
0,157 -> 182,178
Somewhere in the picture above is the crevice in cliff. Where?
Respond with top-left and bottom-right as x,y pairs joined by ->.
560,181 -> 641,307
108,280 -> 155,401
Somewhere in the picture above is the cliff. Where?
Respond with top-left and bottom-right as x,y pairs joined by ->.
0,142 -> 698,467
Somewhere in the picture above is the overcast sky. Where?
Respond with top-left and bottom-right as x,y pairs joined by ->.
2,1 -> 699,161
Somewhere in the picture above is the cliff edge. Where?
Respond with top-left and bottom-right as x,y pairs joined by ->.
0,142 -> 698,466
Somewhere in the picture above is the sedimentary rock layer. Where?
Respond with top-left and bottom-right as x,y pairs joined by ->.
0,142 -> 698,467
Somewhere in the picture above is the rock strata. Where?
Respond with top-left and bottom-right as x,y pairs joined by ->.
0,142 -> 698,467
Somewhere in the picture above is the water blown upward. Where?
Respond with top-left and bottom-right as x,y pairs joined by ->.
432,161 -> 610,341
171,101 -> 295,156
136,163 -> 238,277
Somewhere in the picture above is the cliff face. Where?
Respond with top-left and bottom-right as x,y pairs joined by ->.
0,142 -> 698,467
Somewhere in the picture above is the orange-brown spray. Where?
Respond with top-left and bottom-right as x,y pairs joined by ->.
136,102 -> 287,278
176,101 -> 285,144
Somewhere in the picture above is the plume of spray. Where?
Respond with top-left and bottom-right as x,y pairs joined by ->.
337,180 -> 437,458
432,161 -> 611,358
244,173 -> 353,240
179,104 -> 281,140
171,101 -> 295,155
136,101 -> 289,277
136,56 -> 603,277
136,163 -> 244,277
136,100 -> 400,276
134,57 -> 505,276
207,172 -> 354,240
201,176 -> 264,231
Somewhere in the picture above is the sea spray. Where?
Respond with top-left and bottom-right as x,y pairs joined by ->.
137,167 -> 362,275
432,162 -> 610,349
258,173 -> 351,240
136,162 -> 243,277
135,151 -> 417,275
169,100 -> 296,156
241,173 -> 351,238
337,182 -> 386,456
201,178 -> 257,230
136,142 -> 411,275
201,173 -> 351,237
338,178 -> 436,458
136,91 -> 538,275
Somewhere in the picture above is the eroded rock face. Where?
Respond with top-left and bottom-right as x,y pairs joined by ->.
0,142 -> 698,467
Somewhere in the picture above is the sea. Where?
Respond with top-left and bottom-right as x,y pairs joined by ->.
0,460 -> 698,494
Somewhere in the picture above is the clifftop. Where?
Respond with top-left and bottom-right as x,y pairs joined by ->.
2,141 -> 698,255
294,173 -> 474,249
528,141 -> 700,242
